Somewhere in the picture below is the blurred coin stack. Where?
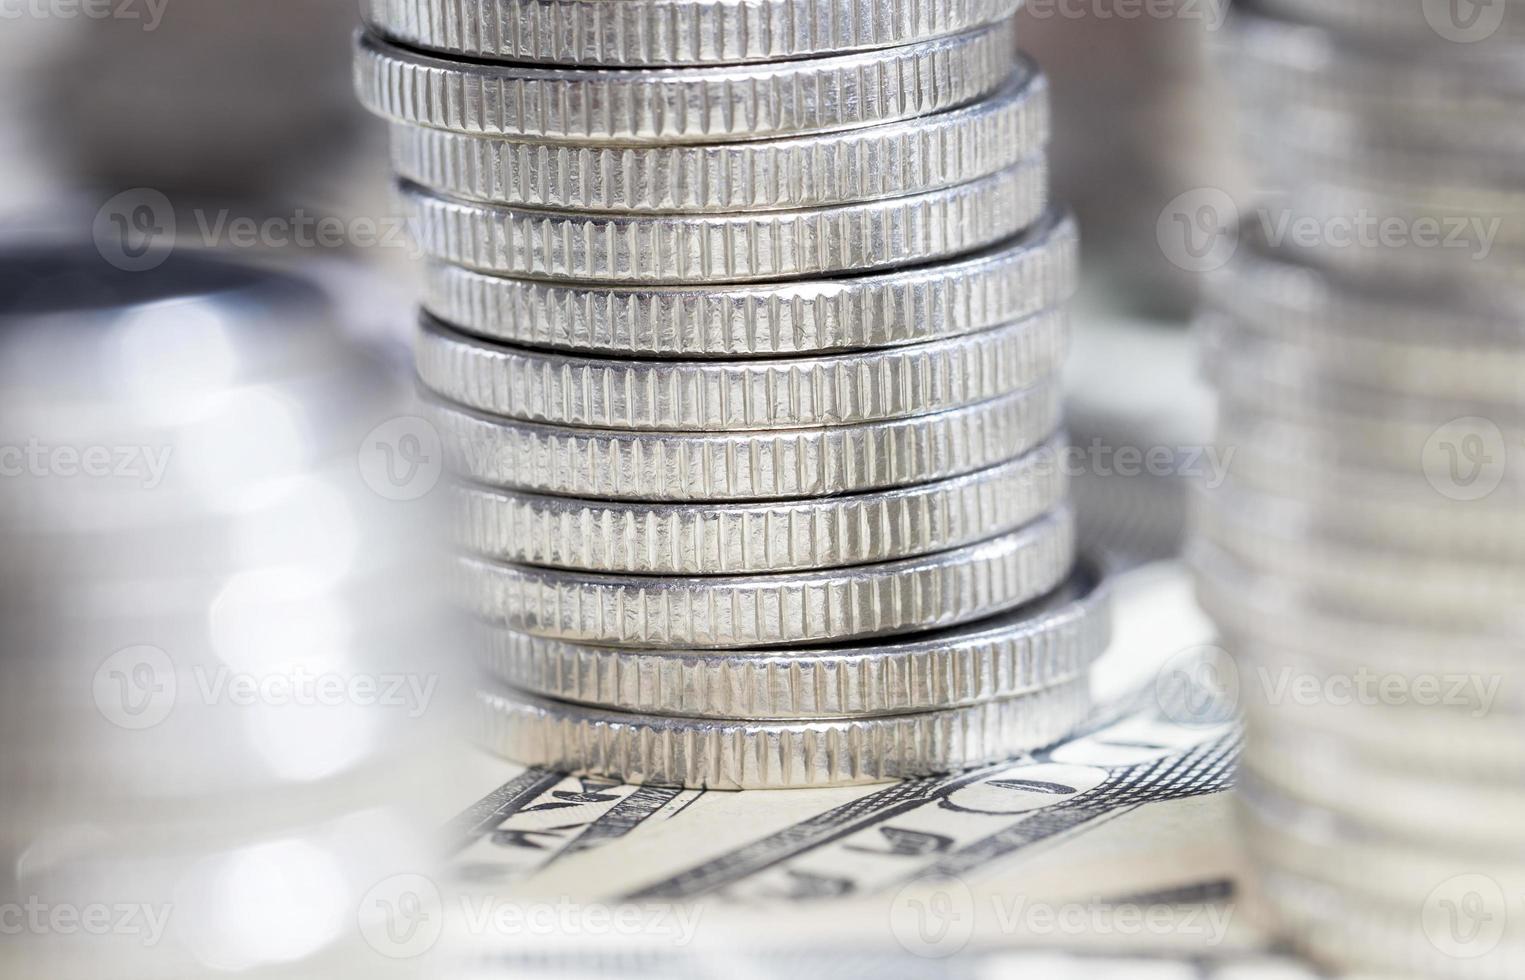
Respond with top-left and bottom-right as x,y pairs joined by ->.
1192,2 -> 1525,976
355,0 -> 1110,789
0,247 -> 441,978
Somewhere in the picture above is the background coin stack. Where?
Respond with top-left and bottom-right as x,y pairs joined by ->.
1192,2 -> 1525,976
0,246 -> 441,978
355,0 -> 1111,790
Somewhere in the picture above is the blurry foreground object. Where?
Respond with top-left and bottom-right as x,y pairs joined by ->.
1192,3 -> 1525,977
0,246 -> 449,978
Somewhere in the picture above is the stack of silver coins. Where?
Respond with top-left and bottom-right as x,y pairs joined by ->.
355,0 -> 1110,790
1193,2 -> 1525,976
0,246 -> 439,978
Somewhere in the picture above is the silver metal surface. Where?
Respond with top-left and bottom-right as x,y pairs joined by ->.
399,160 -> 1048,284
388,62 -> 1048,212
453,508 -> 1076,648
355,23 -> 1018,143
362,0 -> 1023,66
448,437 -> 1068,574
428,382 -> 1062,501
471,675 -> 1092,789
419,209 -> 1078,357
473,562 -> 1106,717
417,309 -> 1066,431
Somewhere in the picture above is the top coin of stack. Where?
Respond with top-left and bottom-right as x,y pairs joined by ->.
1193,2 -> 1525,976
355,0 -> 1109,789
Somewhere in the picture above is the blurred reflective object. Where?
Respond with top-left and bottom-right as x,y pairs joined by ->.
28,0 -> 363,198
1193,4 -> 1525,977
0,245 -> 453,978
1019,0 -> 1245,319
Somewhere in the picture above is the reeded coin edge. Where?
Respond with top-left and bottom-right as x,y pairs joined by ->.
470,676 -> 1092,789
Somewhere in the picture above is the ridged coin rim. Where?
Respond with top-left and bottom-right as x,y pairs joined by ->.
355,22 -> 1018,143
387,63 -> 1048,212
447,436 -> 1070,574
362,0 -> 1023,67
1252,0 -> 1525,42
1204,237 -> 1525,405
420,209 -> 1078,357
417,308 -> 1066,431
453,507 -> 1076,648
428,382 -> 1062,500
1195,486 -> 1525,630
473,561 -> 1107,718
471,675 -> 1092,789
399,160 -> 1048,284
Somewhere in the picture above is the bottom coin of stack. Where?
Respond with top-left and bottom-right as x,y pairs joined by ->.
469,561 -> 1109,789
1191,220 -> 1525,976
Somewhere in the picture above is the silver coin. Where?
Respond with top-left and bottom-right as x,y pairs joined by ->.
1209,392 -> 1525,499
471,674 -> 1092,789
429,382 -> 1061,501
362,0 -> 1023,67
1194,486 -> 1525,633
1244,721 -> 1525,853
1237,95 -> 1525,181
387,63 -> 1048,213
417,308 -> 1066,431
1193,534 -> 1525,689
1229,643 -> 1525,781
1254,0 -> 1525,43
1209,435 -> 1525,560
448,436 -> 1069,574
399,160 -> 1048,284
1204,329 -> 1525,442
1238,770 -> 1525,902
1222,174 -> 1525,281
1204,234 -> 1525,405
355,22 -> 1018,143
1250,857 -> 1525,980
1226,10 -> 1525,150
419,209 -> 1078,357
453,507 -> 1075,648
473,561 -> 1107,718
